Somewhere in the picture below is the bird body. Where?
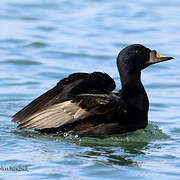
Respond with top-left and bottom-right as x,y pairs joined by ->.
12,44 -> 173,136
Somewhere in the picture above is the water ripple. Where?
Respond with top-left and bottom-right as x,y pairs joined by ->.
0,0 -> 180,179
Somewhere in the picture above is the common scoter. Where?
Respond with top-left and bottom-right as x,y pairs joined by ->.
12,44 -> 173,136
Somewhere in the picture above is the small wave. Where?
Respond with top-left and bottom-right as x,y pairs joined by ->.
4,59 -> 42,65
13,124 -> 169,147
25,42 -> 49,48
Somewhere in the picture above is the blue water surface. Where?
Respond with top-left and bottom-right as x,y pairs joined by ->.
0,0 -> 180,179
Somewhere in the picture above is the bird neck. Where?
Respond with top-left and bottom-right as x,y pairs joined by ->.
120,70 -> 144,91
119,70 -> 149,129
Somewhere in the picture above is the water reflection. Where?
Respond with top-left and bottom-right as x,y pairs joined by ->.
13,124 -> 168,167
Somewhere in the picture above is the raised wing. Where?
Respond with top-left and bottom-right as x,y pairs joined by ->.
12,72 -> 119,130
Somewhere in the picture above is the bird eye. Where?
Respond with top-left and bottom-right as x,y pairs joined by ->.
136,50 -> 141,55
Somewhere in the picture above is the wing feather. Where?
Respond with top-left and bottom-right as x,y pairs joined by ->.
12,72 -> 117,130
18,100 -> 93,130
